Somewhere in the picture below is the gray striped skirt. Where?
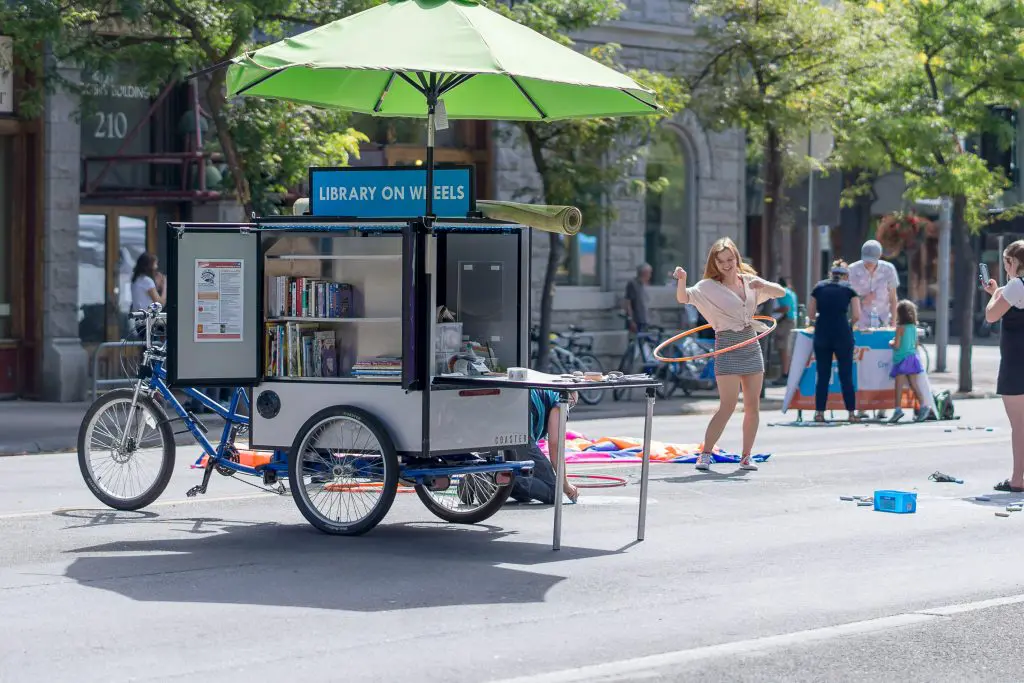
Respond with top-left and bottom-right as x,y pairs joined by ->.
714,326 -> 764,376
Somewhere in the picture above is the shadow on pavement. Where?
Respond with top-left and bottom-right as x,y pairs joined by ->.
660,470 -> 752,485
55,509 -> 620,612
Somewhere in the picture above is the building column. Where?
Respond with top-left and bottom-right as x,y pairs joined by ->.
40,58 -> 87,402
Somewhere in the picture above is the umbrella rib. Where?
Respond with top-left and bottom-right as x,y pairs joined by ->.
509,76 -> 547,120
620,88 -> 661,112
396,72 -> 426,95
373,73 -> 397,113
439,74 -> 475,96
234,68 -> 285,96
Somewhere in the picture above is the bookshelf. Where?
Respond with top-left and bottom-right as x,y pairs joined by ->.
263,233 -> 403,382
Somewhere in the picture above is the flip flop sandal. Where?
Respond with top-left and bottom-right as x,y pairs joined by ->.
993,479 -> 1024,493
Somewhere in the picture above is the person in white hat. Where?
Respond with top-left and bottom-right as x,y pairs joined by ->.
848,240 -> 899,330
848,239 -> 900,419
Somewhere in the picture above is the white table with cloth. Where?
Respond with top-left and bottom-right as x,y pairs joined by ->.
781,328 -> 938,416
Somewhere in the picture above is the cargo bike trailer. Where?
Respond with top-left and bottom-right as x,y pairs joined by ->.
77,169 -> 659,548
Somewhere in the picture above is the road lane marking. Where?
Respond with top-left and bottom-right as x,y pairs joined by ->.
491,590 -> 1024,683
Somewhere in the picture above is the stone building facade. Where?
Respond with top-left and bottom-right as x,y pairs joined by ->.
494,0 -> 747,361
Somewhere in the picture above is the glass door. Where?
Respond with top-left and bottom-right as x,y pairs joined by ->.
77,206 -> 157,343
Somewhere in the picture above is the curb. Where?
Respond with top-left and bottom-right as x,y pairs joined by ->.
0,391 -> 996,456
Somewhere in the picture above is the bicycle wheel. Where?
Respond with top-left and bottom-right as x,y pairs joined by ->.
415,461 -> 515,524
613,342 -> 640,401
288,406 -> 399,536
77,388 -> 175,511
571,352 -> 606,405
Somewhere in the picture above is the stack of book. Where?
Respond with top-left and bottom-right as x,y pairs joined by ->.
265,323 -> 339,378
266,276 -> 354,318
352,356 -> 402,379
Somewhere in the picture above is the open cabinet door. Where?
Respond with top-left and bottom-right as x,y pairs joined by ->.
166,223 -> 261,387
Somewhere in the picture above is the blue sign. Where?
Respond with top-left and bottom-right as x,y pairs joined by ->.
310,167 -> 473,218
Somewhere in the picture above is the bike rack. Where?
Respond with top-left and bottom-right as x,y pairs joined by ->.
89,341 -> 146,399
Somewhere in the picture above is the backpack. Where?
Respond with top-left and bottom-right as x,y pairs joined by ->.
932,390 -> 955,421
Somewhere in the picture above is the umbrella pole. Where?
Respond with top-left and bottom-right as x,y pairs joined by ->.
426,100 -> 435,218
418,86 -> 438,459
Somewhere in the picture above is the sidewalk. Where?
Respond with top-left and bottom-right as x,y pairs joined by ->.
0,343 -> 1000,455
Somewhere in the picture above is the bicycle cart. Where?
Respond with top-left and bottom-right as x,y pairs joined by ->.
78,165 -> 660,549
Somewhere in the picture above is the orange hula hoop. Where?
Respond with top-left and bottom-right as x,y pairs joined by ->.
653,315 -> 778,364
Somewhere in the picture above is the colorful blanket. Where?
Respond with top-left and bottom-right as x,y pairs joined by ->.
538,429 -> 771,465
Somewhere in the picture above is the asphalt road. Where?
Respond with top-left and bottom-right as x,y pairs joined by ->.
1,399 -> 1021,683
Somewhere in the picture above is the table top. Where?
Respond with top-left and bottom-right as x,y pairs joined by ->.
433,368 -> 661,393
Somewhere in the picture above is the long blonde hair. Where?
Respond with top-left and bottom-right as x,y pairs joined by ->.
703,237 -> 757,281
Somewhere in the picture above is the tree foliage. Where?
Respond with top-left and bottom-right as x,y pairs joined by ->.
833,0 -> 1024,391
687,0 -> 886,277
485,0 -> 687,370
0,0 -> 371,215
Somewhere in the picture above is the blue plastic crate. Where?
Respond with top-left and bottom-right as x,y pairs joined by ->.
874,490 -> 917,514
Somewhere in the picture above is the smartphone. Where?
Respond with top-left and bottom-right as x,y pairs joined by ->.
978,263 -> 990,289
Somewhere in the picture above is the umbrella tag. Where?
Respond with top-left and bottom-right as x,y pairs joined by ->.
435,98 -> 450,131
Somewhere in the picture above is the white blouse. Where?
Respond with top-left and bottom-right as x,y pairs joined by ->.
686,275 -> 774,333
1004,277 -> 1024,308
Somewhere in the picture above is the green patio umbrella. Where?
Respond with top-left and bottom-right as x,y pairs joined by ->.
223,0 -> 660,216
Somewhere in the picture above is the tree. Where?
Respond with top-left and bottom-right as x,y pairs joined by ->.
833,0 -> 1024,392
1,0 -> 370,216
686,0 -> 884,279
488,0 -> 686,371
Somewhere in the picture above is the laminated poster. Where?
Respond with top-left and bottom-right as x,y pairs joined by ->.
194,259 -> 244,342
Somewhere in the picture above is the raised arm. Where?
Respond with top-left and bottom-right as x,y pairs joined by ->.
673,267 -> 689,304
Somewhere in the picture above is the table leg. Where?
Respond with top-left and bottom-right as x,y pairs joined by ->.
637,386 -> 655,541
552,392 -> 569,551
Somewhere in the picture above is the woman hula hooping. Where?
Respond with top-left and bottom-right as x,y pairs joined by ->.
673,238 -> 787,472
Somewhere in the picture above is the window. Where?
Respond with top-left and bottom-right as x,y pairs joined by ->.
644,127 -> 692,284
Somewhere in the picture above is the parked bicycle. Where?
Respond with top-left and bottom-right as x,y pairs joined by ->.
529,324 -> 606,405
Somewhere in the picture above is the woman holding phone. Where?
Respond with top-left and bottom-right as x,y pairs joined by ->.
983,240 -> 1024,492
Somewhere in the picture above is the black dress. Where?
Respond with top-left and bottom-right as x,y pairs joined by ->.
998,278 -> 1024,396
811,279 -> 858,412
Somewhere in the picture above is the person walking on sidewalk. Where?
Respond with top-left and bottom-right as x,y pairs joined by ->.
983,239 -> 1024,493
771,278 -> 798,386
808,260 -> 861,423
887,300 -> 931,423
849,239 -> 899,420
673,238 -> 786,472
622,263 -> 653,334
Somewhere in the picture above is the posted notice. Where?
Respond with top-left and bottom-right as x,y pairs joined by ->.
194,259 -> 244,342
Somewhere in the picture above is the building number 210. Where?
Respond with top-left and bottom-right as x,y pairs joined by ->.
94,111 -> 129,139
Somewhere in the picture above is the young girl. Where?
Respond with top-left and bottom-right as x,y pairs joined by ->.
674,238 -> 786,471
888,300 -> 930,423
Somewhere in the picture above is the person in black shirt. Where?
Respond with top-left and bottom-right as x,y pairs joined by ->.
622,263 -> 652,334
808,260 -> 862,423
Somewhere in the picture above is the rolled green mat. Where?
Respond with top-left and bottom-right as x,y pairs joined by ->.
477,200 -> 582,236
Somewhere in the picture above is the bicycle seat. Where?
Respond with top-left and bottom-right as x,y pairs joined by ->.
568,325 -> 584,333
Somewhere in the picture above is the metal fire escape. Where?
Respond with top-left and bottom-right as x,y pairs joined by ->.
81,78 -> 223,201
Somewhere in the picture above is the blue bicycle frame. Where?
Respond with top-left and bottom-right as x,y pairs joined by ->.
145,355 -> 291,478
